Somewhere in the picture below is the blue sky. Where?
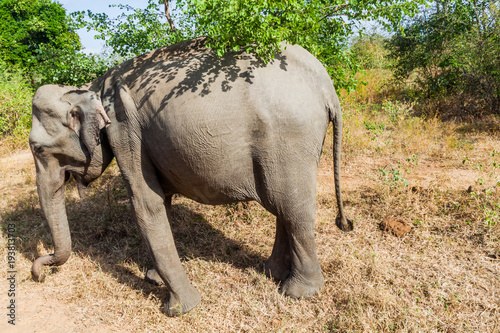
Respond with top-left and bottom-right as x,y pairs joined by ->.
59,0 -> 144,53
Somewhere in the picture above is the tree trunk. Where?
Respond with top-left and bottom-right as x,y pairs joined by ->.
164,0 -> 176,31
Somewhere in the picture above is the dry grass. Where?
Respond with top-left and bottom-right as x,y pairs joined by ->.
1,106 -> 500,332
339,68 -> 393,106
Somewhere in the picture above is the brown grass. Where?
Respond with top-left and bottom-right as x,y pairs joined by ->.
340,68 -> 393,106
1,106 -> 500,332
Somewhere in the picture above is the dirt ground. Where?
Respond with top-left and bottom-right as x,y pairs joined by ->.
1,118 -> 499,332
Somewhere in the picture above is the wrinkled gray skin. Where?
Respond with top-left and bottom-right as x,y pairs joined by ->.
29,38 -> 353,316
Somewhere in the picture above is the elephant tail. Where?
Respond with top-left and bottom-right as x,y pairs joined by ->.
329,100 -> 353,232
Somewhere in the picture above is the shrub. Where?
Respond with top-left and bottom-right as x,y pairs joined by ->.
0,63 -> 33,138
340,34 -> 393,105
450,6 -> 500,114
386,0 -> 500,117
351,33 -> 391,70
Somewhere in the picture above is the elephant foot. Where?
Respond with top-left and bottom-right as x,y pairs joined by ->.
163,285 -> 201,316
336,216 -> 354,232
264,258 -> 291,282
280,271 -> 324,299
145,268 -> 164,286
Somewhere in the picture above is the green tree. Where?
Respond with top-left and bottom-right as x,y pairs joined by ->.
75,0 -> 426,91
73,1 -> 193,59
0,0 -> 81,70
34,46 -> 112,87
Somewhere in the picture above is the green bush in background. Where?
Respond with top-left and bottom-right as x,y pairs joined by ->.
0,62 -> 33,138
386,0 -> 500,116
351,33 -> 391,71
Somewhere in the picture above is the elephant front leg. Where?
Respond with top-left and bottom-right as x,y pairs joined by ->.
264,216 -> 292,282
145,267 -> 164,286
130,191 -> 201,316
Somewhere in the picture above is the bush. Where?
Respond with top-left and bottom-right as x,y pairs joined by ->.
340,34 -> 393,105
386,0 -> 500,117
450,7 -> 500,114
351,33 -> 391,70
0,63 -> 33,138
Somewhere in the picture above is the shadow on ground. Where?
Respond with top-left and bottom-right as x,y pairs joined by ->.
0,173 -> 266,301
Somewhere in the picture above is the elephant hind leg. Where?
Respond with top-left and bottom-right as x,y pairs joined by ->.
279,209 -> 324,299
253,150 -> 324,297
264,216 -> 292,282
262,190 -> 324,298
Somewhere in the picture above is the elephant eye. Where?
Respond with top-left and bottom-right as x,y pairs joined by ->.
33,145 -> 44,153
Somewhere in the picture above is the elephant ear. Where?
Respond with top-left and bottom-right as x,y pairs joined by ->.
62,90 -> 111,156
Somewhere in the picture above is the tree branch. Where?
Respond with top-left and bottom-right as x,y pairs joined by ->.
164,0 -> 176,31
319,3 -> 350,22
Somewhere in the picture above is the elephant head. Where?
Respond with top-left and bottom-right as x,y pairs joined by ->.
29,85 -> 113,281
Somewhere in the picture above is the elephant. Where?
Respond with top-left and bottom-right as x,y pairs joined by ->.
29,37 -> 353,316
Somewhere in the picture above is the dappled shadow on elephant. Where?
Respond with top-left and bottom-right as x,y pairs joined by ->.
0,173 -> 265,292
87,37 -> 289,115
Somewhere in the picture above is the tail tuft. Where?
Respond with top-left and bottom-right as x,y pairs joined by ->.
335,216 -> 353,232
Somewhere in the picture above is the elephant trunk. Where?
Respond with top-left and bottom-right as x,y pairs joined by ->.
32,164 -> 71,281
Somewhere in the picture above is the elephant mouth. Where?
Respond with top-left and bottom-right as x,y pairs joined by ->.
64,171 -> 71,183
70,173 -> 90,198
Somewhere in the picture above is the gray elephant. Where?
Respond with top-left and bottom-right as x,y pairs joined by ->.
29,37 -> 352,316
